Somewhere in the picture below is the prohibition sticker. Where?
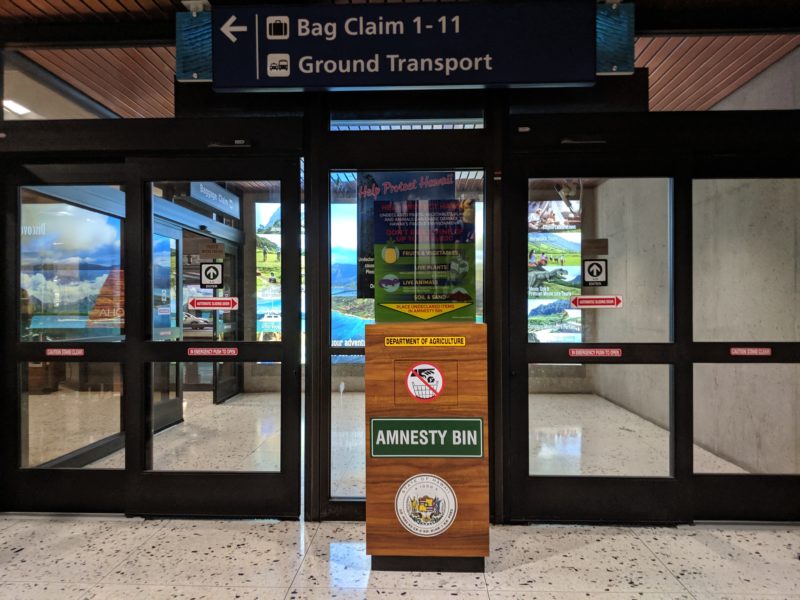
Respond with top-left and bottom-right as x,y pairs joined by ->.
395,473 -> 458,537
405,363 -> 445,402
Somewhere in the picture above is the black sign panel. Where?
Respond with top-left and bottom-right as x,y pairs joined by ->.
213,2 -> 596,91
583,259 -> 607,287
201,263 -> 224,289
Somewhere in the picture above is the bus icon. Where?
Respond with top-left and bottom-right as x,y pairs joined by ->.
267,53 -> 291,77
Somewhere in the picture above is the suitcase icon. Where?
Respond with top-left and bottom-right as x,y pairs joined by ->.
266,16 -> 289,40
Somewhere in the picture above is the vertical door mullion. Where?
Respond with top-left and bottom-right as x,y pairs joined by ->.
672,169 -> 694,520
124,162 -> 149,487
281,157 -> 302,513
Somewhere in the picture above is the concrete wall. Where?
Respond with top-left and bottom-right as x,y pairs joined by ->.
331,363 -> 365,393
694,363 -> 800,473
586,178 -> 671,344
529,364 -> 592,394
582,178 -> 672,428
693,179 -> 800,342
587,364 -> 671,429
692,178 -> 800,473
712,47 -> 800,111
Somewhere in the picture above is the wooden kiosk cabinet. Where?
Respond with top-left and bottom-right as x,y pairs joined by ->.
365,323 -> 489,571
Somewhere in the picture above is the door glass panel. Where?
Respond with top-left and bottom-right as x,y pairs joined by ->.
150,181 -> 281,342
328,169 -> 486,499
20,185 -> 125,341
693,179 -> 800,341
20,362 -> 124,469
152,233 -> 179,341
150,362 -> 281,472
694,363 -> 799,474
528,363 -> 672,477
527,178 -> 671,344
331,356 -> 366,498
330,169 -> 485,348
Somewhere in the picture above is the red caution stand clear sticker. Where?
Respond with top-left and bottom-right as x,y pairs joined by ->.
405,363 -> 445,403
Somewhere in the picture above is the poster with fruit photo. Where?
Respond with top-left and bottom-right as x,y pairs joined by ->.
371,188 -> 476,322
357,171 -> 458,299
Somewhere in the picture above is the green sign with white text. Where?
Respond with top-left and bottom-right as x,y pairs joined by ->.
370,418 -> 483,458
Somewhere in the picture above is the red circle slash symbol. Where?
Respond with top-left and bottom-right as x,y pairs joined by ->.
405,363 -> 445,402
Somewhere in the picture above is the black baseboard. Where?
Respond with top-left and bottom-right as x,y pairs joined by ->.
371,556 -> 484,573
38,433 -> 124,469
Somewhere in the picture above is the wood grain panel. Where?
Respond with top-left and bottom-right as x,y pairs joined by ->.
0,0 -> 181,20
21,47 -> 175,118
636,34 -> 800,111
366,323 -> 488,558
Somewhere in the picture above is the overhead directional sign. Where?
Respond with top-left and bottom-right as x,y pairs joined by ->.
188,297 -> 239,311
570,295 -> 623,309
583,259 -> 608,287
212,2 -> 596,91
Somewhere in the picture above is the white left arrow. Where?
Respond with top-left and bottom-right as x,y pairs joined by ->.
221,15 -> 248,43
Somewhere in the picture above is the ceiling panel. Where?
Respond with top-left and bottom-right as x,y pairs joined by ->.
636,34 -> 800,110
1,0 -> 180,21
20,46 -> 176,118
9,30 -> 800,117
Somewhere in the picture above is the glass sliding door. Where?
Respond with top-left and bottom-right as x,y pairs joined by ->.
326,169 -> 486,502
506,163 -> 683,523
130,160 -> 302,517
4,166 -> 130,513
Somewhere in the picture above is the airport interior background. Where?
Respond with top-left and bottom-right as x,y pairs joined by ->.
1,0 -> 799,526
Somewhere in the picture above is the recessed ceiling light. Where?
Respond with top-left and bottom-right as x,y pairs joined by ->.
3,99 -> 31,115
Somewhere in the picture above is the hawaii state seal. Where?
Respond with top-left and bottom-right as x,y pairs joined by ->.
394,473 -> 458,537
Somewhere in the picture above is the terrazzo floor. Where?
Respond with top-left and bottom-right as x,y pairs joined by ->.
0,515 -> 798,599
528,394 -> 747,476
330,392 -> 748,499
90,392 -> 281,471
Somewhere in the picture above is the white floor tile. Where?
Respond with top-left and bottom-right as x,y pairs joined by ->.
489,592 -> 694,600
288,589 -> 489,600
489,593 -> 693,600
290,522 -> 487,592
0,517 -> 21,534
528,394 -> 745,477
85,584 -> 288,599
638,527 -> 800,597
485,525 -> 686,593
91,392 -> 281,472
0,582 -> 91,600
101,519 -> 317,588
0,517 -> 163,585
695,595 -> 800,600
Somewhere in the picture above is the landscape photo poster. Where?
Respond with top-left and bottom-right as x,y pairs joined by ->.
20,196 -> 125,341
527,198 -> 582,342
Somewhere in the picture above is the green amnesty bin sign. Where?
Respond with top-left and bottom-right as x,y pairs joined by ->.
371,418 -> 483,458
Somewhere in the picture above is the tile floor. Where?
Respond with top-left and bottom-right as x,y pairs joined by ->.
0,515 -> 798,599
90,392 -> 281,472
528,394 -> 747,476
32,386 -> 748,484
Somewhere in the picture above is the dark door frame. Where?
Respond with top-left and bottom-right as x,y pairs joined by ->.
502,110 -> 800,524
1,118 -> 305,518
2,107 -> 800,522
302,91 -> 505,521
